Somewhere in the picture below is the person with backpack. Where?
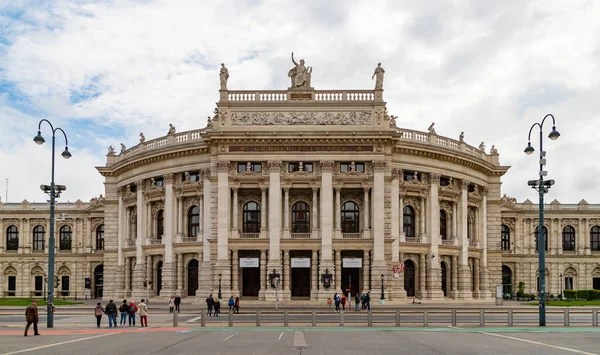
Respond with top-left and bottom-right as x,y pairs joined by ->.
128,301 -> 137,326
119,300 -> 130,327
105,299 -> 118,328
94,302 -> 104,328
228,296 -> 235,312
234,297 -> 240,314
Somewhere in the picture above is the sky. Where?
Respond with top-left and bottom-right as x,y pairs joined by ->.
0,0 -> 599,204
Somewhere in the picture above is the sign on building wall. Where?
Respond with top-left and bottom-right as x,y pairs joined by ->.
239,258 -> 259,268
291,258 -> 311,268
343,258 -> 362,268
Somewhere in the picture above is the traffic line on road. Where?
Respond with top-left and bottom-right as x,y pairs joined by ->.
278,331 -> 284,340
222,334 -> 235,341
0,333 -> 115,355
478,331 -> 599,355
186,316 -> 202,323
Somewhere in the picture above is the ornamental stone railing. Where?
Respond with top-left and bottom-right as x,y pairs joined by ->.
226,89 -> 378,103
395,128 -> 488,161
291,233 -> 311,239
239,233 -> 260,239
342,233 -> 362,239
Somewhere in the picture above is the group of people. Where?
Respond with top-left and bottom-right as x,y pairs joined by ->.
168,295 -> 182,313
205,294 -> 240,316
95,299 -> 148,328
330,292 -> 371,312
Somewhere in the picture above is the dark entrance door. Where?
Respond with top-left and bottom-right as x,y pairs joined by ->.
188,259 -> 199,296
594,278 -> 600,290
8,276 -> 16,296
61,276 -> 69,296
242,268 -> 260,297
156,261 -> 163,296
404,260 -> 415,297
502,265 -> 513,296
291,267 -> 311,298
94,265 -> 104,299
341,268 -> 360,297
35,276 -> 43,296
441,262 -> 447,297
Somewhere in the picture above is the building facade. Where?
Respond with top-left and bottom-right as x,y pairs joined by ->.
1,64 -> 599,301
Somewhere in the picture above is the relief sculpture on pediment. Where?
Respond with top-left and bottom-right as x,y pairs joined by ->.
230,111 -> 372,125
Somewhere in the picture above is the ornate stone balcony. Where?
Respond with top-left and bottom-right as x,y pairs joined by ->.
342,233 -> 362,239
181,237 -> 198,243
239,233 -> 260,239
291,233 -> 311,239
404,236 -> 421,243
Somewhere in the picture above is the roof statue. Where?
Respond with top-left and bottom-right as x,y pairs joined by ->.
428,122 -> 436,135
139,133 -> 145,143
107,145 -> 116,155
459,131 -> 465,143
372,63 -> 385,90
219,63 -> 229,90
168,123 -> 176,135
288,52 -> 312,88
120,143 -> 126,154
479,142 -> 486,152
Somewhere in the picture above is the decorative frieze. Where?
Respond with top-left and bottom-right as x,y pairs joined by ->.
230,111 -> 372,125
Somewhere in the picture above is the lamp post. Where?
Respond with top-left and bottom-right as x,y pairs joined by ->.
559,273 -> 563,300
34,119 -> 71,328
524,113 -> 560,327
380,274 -> 385,301
218,273 -> 222,300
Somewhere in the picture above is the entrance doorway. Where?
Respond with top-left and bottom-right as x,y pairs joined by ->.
8,276 -> 16,296
35,275 -> 43,296
242,268 -> 260,297
94,265 -> 104,299
341,268 -> 360,297
188,259 -> 199,296
156,261 -> 163,296
291,268 -> 311,298
502,265 -> 513,296
404,260 -> 415,297
441,262 -> 447,297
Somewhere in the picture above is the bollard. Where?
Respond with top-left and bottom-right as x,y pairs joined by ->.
479,310 -> 485,327
367,310 -> 372,327
340,310 -> 344,327
229,310 -> 233,327
284,310 -> 289,327
173,310 -> 179,327
256,310 -> 261,327
507,310 -> 513,327
201,312 -> 206,327
593,309 -> 598,327
395,310 -> 401,327
564,309 -> 569,326
451,310 -> 457,326
312,310 -> 316,327
424,310 -> 429,327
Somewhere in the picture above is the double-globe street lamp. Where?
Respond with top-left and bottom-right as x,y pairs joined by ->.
524,113 -> 560,327
34,119 -> 71,328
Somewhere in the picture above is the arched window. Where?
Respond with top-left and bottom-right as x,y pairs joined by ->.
6,225 -> 18,251
156,210 -> 164,239
341,201 -> 360,233
96,224 -> 104,250
33,225 -> 45,251
534,226 -> 548,251
59,225 -> 72,251
562,226 -> 576,251
591,226 -> 600,251
440,210 -> 447,240
243,202 -> 261,233
501,224 -> 510,251
403,206 -> 415,238
188,206 -> 200,238
292,201 -> 310,233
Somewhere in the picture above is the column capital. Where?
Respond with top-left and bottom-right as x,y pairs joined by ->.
163,173 -> 174,184
363,187 -> 371,193
320,160 -> 335,173
283,187 -> 290,193
267,161 -> 282,172
216,161 -> 230,173
200,168 -> 211,179
312,187 -> 319,193
461,179 -> 470,190
481,186 -> 489,196
335,187 -> 342,192
232,187 -> 238,193
373,160 -> 386,172
391,168 -> 402,179
430,173 -> 441,185
261,187 -> 267,192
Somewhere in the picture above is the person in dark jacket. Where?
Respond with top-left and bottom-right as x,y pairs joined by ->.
105,299 -> 118,328
213,297 -> 221,317
24,299 -> 40,336
234,297 -> 240,314
119,300 -> 130,326
174,294 -> 181,313
206,294 -> 214,316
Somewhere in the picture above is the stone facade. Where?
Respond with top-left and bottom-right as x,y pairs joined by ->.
1,68 -> 599,301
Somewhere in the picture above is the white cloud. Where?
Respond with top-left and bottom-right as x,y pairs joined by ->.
0,0 -> 599,203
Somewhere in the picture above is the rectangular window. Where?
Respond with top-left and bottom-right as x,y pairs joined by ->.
593,278 -> 600,290
403,172 -> 417,181
153,177 -> 164,187
340,162 -> 364,173
35,276 -> 43,296
288,162 -> 313,173
183,171 -> 200,182
565,277 -> 574,290
238,162 -> 262,173
8,276 -> 16,296
61,276 -> 70,296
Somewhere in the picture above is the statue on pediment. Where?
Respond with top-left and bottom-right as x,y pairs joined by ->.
428,122 -> 436,135
288,52 -> 312,88
168,123 -> 176,135
219,63 -> 229,90
139,133 -> 145,143
372,63 -> 385,90
107,145 -> 116,155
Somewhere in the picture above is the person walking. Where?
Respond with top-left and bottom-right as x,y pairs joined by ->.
365,292 -> 371,311
174,294 -> 181,313
228,296 -> 235,312
234,297 -> 240,314
341,294 -> 346,311
94,302 -> 104,328
24,299 -> 40,336
119,300 -> 130,326
168,295 -> 175,313
213,296 -> 220,317
105,299 -> 118,328
138,299 -> 148,327
128,301 -> 137,326
334,293 -> 340,312
354,294 -> 360,312
206,294 -> 214,316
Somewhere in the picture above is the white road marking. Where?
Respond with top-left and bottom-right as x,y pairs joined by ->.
278,331 -> 284,340
293,331 -> 307,348
222,334 -> 234,342
186,316 -> 202,323
478,331 -> 599,355
0,333 -> 115,355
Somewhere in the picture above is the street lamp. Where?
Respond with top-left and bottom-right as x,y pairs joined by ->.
380,274 -> 385,301
524,113 -> 560,327
559,273 -> 563,300
34,119 -> 71,328
218,273 -> 222,300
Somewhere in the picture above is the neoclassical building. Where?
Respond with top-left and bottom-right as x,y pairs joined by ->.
1,61 -> 599,301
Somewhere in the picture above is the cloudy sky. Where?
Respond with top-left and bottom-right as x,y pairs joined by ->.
0,0 -> 598,204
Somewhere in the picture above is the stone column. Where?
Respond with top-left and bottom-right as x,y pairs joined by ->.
260,188 -> 267,238
418,254 -> 426,298
335,249 -> 342,293
426,173 -> 443,300
283,250 -> 290,299
473,258 -> 481,298
116,191 -> 125,297
161,174 -> 176,296
231,188 -> 239,238
420,196 -> 426,238
177,253 -> 184,294
479,188 -> 490,299
146,255 -> 153,293
125,257 -> 131,296
363,250 -> 370,293
391,169 -> 400,260
584,218 -> 591,255
283,188 -> 290,239
259,249 -> 267,299
319,161 -> 335,299
312,188 -> 318,238
146,201 -> 152,240
231,250 -> 239,295
132,180 -> 146,298
399,193 -> 405,242
198,169 -> 212,298
0,218 -> 4,252
363,187 -> 370,233
198,195 -> 204,240
335,187 -> 341,230
452,202 -> 458,242
311,250 -> 318,300
371,161 -> 386,296
215,161 -> 231,294
458,180 -> 472,299
177,197 -> 183,239
266,161 -> 282,302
